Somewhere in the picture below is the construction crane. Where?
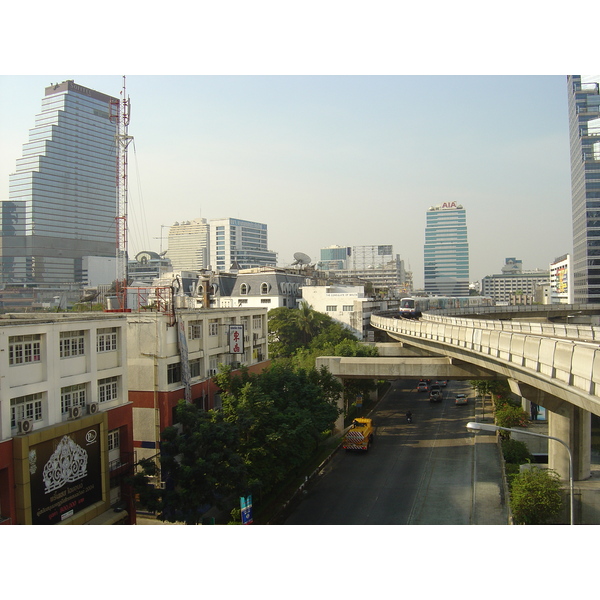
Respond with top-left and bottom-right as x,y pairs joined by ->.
109,76 -> 133,310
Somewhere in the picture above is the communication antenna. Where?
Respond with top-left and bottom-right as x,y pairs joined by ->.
109,76 -> 133,310
292,252 -> 311,267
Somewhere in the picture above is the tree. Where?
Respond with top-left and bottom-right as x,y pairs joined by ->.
267,304 -> 338,358
131,401 -> 246,524
215,362 -> 341,498
510,467 -> 564,525
494,403 -> 530,436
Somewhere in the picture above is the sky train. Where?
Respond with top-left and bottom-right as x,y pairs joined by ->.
399,296 -> 494,318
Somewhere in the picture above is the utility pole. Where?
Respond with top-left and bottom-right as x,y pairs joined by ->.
109,76 -> 133,310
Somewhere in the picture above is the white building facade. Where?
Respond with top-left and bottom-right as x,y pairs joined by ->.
166,219 -> 210,272
210,218 -> 277,272
0,313 -> 134,525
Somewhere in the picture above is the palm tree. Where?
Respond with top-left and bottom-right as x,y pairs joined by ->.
293,302 -> 325,346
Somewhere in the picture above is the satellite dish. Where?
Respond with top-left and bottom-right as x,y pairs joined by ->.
293,252 -> 311,266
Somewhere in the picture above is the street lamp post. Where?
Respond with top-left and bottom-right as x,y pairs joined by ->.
466,421 -> 574,525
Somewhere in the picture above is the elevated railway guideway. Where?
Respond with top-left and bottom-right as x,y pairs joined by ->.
370,305 -> 600,484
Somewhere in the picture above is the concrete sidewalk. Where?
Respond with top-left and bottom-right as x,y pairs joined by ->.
471,426 -> 510,524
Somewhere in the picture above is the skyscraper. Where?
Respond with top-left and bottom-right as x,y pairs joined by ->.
166,218 -> 210,271
209,218 -> 277,271
567,75 -> 600,303
0,80 -> 118,285
423,201 -> 469,296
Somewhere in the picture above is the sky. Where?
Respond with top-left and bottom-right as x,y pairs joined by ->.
0,74 -> 574,288
0,3 -> 592,293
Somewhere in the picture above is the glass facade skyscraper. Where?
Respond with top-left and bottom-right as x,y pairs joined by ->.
424,202 -> 469,296
567,75 -> 600,303
0,80 -> 118,285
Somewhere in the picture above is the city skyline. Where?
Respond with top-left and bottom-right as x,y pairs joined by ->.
0,75 -> 572,288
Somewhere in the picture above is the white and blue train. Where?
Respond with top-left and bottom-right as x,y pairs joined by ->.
399,296 -> 494,318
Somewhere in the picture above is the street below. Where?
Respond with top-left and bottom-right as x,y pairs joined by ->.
284,379 -> 503,525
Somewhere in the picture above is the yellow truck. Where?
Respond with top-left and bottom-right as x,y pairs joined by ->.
343,418 -> 375,451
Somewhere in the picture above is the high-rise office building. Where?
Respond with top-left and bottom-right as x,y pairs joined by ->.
424,201 -> 469,296
567,75 -> 600,303
166,218 -> 210,271
0,80 -> 118,285
318,245 -> 351,270
209,218 -> 277,271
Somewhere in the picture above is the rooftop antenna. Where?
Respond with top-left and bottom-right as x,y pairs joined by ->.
109,75 -> 133,310
292,252 -> 312,268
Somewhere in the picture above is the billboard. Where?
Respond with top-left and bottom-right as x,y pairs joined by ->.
29,425 -> 102,524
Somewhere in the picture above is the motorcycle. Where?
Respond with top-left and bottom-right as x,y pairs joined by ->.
406,412 -> 413,423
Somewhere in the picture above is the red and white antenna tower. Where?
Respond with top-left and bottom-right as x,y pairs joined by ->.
109,76 -> 133,310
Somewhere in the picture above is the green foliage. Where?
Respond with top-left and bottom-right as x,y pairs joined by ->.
501,438 -> 533,465
131,360 -> 344,523
132,401 -> 247,524
268,304 -> 331,358
509,467 -> 564,525
217,362 -> 342,498
495,403 -> 530,434
469,379 -> 511,401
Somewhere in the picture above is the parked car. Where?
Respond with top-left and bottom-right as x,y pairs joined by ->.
455,393 -> 468,406
417,381 -> 428,392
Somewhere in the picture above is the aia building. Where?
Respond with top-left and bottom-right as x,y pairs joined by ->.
424,202 -> 470,296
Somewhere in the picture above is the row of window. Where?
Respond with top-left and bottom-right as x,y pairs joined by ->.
9,376 -> 119,428
8,328 -> 118,366
187,318 -> 264,340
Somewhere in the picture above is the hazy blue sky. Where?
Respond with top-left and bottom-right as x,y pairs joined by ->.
0,74 -> 572,287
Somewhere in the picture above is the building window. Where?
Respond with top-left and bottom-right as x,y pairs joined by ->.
261,298 -> 271,303
61,384 -> 87,414
60,330 -> 85,358
108,429 -> 120,452
240,283 -> 249,295
167,362 -> 182,384
188,320 -> 203,340
8,334 -> 41,365
252,316 -> 262,330
343,305 -> 354,311
10,393 -> 43,428
209,321 -> 219,336
98,377 -> 118,403
326,305 -> 338,312
190,358 -> 202,378
97,327 -> 118,352
261,282 -> 269,294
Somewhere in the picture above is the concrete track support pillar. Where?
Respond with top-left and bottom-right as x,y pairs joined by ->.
548,407 -> 591,482
509,380 -> 591,481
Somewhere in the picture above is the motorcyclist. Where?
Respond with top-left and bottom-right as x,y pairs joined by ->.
406,410 -> 413,422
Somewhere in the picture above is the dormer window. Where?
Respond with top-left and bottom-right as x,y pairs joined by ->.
261,282 -> 269,295
240,283 -> 249,295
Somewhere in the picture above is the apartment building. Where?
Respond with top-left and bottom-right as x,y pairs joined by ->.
0,313 -> 134,525
126,306 -> 269,465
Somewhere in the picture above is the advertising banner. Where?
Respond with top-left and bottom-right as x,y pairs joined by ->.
240,494 -> 253,524
29,425 -> 102,524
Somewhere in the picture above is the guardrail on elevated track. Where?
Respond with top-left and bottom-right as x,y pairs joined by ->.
370,311 -> 600,416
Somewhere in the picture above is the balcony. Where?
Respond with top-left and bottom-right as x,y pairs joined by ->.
109,451 -> 134,478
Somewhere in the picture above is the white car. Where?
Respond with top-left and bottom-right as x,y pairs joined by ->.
455,393 -> 468,406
